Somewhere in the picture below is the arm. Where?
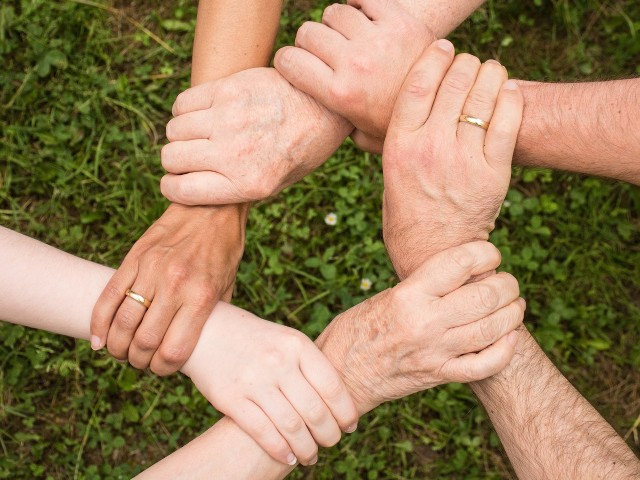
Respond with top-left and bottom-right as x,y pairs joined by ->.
0,226 -> 521,478
275,0 -> 640,185
158,0 -> 486,206
380,42 -> 640,477
471,329 -> 640,479
515,79 -> 640,185
90,0 -> 284,375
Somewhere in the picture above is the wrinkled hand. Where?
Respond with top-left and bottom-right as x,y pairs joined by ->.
275,0 -> 433,152
381,41 -> 524,279
182,302 -> 358,467
316,242 -> 523,414
160,67 -> 352,205
91,204 -> 246,375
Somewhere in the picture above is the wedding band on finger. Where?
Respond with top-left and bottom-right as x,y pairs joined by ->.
459,114 -> 490,131
125,289 -> 152,308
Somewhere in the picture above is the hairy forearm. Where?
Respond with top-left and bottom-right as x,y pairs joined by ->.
192,0 -> 282,85
396,0 -> 485,38
471,328 -> 640,479
514,79 -> 640,185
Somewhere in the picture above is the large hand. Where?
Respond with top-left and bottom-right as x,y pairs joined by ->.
90,204 -> 246,375
381,41 -> 524,279
316,242 -> 523,415
182,302 -> 358,467
159,68 -> 352,205
274,0 -> 433,152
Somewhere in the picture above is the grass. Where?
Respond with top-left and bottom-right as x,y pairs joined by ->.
1,0 -> 639,478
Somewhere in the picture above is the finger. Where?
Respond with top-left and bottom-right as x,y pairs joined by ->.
447,298 -> 525,353
387,39 -> 455,133
149,303 -> 212,376
106,278 -> 157,361
406,241 -> 502,297
160,139 -> 217,174
253,390 -> 319,466
441,329 -> 519,383
230,400 -> 297,466
165,109 -> 215,142
322,3 -> 372,39
350,130 -> 383,154
457,59 -> 508,149
484,80 -> 524,171
439,272 -> 520,327
90,262 -> 138,350
300,347 -> 359,433
221,282 -> 234,302
160,172 -> 246,206
347,0 -> 394,21
427,53 -> 481,133
127,287 -> 180,370
171,81 -> 218,116
280,375 -> 342,448
295,21 -> 348,68
274,46 -> 334,107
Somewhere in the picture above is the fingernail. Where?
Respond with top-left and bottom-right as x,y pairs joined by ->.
507,330 -> 519,346
503,80 -> 519,90
485,59 -> 501,65
345,423 -> 357,433
308,456 -> 318,466
90,335 -> 102,351
286,453 -> 297,466
435,39 -> 454,52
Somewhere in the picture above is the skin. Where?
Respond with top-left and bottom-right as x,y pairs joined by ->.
0,229 -> 520,476
90,0 -> 284,376
380,36 -> 640,479
274,0 -> 640,184
159,0 -> 487,205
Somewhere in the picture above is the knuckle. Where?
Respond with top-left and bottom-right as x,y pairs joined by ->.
449,245 -> 476,271
114,308 -> 141,331
475,284 -> 500,312
306,403 -> 328,426
404,71 -> 436,98
329,81 -> 355,106
132,330 -> 163,352
104,282 -> 126,302
322,376 -> 346,401
283,415 -> 304,434
157,343 -> 190,367
443,70 -> 474,93
165,265 -> 189,289
322,4 -> 337,22
499,272 -> 520,297
467,89 -> 495,109
477,317 -> 498,345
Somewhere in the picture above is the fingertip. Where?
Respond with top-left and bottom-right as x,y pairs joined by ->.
507,329 -> 519,347
90,335 -> 104,351
434,38 -> 454,53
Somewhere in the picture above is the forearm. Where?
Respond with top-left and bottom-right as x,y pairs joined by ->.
0,227 -> 292,478
514,79 -> 640,184
191,0 -> 282,85
396,0 -> 485,38
471,328 -> 640,479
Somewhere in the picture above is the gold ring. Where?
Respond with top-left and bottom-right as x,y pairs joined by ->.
459,114 -> 489,131
125,289 -> 152,308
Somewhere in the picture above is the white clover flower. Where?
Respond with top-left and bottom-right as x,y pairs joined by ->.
360,278 -> 372,291
324,212 -> 338,226
503,200 -> 511,208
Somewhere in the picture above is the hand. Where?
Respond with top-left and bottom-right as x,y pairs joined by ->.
316,242 -> 523,414
181,302 -> 359,466
160,67 -> 352,205
90,203 -> 247,375
274,0 -> 434,151
381,41 -> 524,279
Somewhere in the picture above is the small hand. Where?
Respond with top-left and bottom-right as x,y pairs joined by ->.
160,68 -> 352,206
316,242 -> 523,414
90,203 -> 246,375
182,303 -> 359,466
381,41 -> 524,278
274,0 -> 434,150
